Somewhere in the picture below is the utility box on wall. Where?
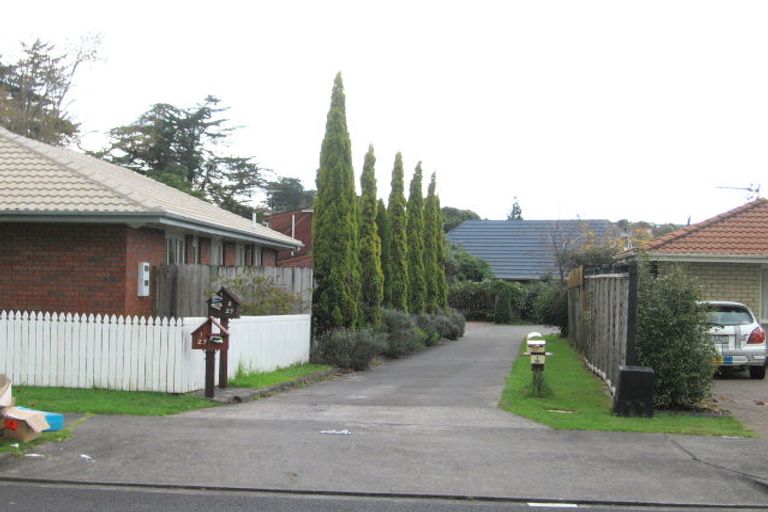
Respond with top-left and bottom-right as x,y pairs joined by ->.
137,262 -> 151,297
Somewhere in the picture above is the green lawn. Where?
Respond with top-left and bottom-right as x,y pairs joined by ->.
499,335 -> 753,437
229,363 -> 332,388
13,387 -> 216,416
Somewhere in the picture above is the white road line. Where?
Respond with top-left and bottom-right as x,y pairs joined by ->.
527,503 -> 579,509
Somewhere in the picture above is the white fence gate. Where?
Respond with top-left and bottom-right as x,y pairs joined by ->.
0,311 -> 311,393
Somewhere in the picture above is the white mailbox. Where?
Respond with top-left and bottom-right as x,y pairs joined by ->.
525,332 -> 547,366
137,262 -> 151,297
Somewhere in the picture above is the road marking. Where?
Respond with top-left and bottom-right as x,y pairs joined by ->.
527,503 -> 578,508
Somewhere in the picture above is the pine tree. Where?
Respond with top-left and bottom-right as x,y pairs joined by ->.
377,198 -> 393,307
312,73 -> 360,333
407,162 -> 426,314
387,153 -> 409,312
359,145 -> 384,327
423,172 -> 440,313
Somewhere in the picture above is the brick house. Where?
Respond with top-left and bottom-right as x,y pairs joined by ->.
267,209 -> 313,267
0,127 -> 302,317
619,198 -> 768,321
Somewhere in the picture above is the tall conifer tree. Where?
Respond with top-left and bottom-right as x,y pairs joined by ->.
312,73 -> 360,332
359,145 -> 384,327
407,163 -> 426,314
377,198 -> 393,307
387,153 -> 409,312
423,172 -> 441,313
434,191 -> 448,307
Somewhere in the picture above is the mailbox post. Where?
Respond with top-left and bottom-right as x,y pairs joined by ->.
523,332 -> 551,396
206,287 -> 241,390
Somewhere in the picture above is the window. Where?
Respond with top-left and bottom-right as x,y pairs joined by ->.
253,245 -> 262,266
165,236 -> 185,264
211,240 -> 224,266
236,244 -> 246,266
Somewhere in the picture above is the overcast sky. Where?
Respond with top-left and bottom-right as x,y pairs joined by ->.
2,1 -> 767,224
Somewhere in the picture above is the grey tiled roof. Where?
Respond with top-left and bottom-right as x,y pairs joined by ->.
0,127 -> 301,248
447,219 -> 618,280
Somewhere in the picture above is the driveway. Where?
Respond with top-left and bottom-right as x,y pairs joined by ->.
713,370 -> 768,439
1,323 -> 767,507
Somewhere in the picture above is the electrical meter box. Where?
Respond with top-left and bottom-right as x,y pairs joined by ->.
137,262 -> 151,297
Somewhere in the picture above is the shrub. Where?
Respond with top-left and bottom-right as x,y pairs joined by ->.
494,285 -> 514,324
448,280 -> 525,321
218,274 -> 301,316
415,314 -> 441,346
636,262 -> 715,409
438,306 -> 466,340
532,284 -> 568,336
313,328 -> 386,371
381,308 -> 420,358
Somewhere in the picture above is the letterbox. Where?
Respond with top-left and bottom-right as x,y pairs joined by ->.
525,332 -> 547,366
207,286 -> 242,319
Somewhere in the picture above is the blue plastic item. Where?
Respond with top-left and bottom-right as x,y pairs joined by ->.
15,406 -> 64,432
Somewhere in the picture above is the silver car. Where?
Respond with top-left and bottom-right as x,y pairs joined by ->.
703,301 -> 766,380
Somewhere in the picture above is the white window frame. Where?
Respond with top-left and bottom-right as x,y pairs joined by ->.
236,243 -> 246,266
253,245 -> 262,267
165,234 -> 185,265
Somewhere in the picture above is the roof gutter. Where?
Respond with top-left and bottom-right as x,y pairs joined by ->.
624,252 -> 768,264
0,212 -> 302,250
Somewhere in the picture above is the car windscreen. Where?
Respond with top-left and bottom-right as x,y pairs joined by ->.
704,305 -> 754,326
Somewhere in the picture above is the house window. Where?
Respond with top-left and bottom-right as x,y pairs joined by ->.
236,244 -> 246,266
253,245 -> 262,267
211,240 -> 224,265
165,236 -> 185,264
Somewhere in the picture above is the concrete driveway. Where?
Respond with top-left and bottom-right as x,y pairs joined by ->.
1,323 -> 767,507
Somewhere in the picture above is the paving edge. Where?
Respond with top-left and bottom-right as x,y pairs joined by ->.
0,475 -> 766,509
203,369 -> 345,404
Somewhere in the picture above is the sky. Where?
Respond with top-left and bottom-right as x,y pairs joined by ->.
2,1 -> 767,225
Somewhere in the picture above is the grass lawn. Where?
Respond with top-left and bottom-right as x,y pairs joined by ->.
499,335 -> 753,437
229,363 -> 332,388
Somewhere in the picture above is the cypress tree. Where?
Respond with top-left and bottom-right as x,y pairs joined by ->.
312,73 -> 360,333
435,191 -> 448,308
406,162 -> 426,314
377,198 -> 393,307
387,153 -> 409,312
359,145 -> 384,327
423,172 -> 440,313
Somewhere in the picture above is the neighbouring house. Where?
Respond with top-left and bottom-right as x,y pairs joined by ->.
0,127 -> 302,317
617,198 -> 768,322
447,219 -> 618,281
266,209 -> 313,267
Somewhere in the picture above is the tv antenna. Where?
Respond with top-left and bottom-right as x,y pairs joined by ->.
716,183 -> 761,200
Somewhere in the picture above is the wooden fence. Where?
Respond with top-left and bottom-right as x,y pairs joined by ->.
153,265 -> 313,318
567,267 -> 631,393
0,310 -> 311,393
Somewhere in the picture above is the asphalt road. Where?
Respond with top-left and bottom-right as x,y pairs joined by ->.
1,323 -> 767,507
0,481 -> 762,512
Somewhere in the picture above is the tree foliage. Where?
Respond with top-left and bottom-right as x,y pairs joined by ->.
0,37 -> 98,145
444,243 -> 494,283
312,73 -> 361,333
359,145 -> 384,327
266,177 -> 314,213
377,198 -> 393,308
507,196 -> 523,221
406,163 -> 427,314
98,96 -> 266,216
441,206 -> 481,232
387,153 -> 409,311
423,172 -> 446,312
636,261 -> 715,409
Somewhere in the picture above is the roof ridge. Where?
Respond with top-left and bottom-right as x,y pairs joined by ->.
645,198 -> 768,251
0,127 -> 153,213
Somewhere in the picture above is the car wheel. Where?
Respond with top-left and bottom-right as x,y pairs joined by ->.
749,365 -> 766,380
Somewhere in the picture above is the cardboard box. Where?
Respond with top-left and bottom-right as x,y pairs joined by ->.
1,407 -> 50,443
16,407 -> 64,432
0,374 -> 11,408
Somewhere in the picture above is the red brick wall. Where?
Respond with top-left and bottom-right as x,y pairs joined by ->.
124,227 -> 166,316
262,248 -> 277,267
223,242 -> 236,266
0,223 -> 128,315
0,223 -> 167,316
199,237 -> 211,264
267,210 -> 312,267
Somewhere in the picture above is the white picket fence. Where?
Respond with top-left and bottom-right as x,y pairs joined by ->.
0,311 -> 311,393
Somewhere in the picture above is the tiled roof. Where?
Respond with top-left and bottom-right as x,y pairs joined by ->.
447,219 -> 618,280
0,127 -> 301,248
641,198 -> 768,255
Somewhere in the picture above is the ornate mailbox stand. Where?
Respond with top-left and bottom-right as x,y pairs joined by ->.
191,287 -> 241,398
